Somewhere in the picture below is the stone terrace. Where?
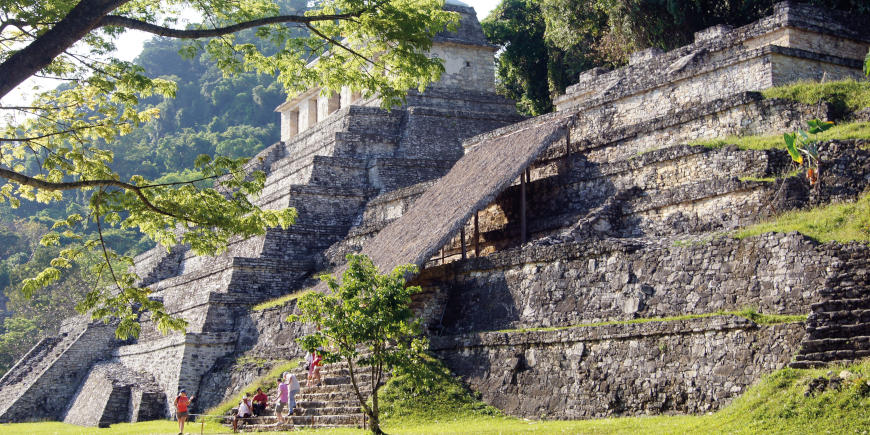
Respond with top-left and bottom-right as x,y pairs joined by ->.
313,1 -> 870,419
2,0 -> 869,427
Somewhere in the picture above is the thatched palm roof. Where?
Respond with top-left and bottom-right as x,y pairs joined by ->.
360,115 -> 571,274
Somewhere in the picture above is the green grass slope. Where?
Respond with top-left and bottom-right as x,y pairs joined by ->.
737,192 -> 870,244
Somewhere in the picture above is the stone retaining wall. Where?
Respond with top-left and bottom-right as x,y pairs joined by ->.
431,316 -> 803,418
415,232 -> 825,335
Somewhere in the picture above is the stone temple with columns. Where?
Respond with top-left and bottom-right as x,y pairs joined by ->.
1,0 -> 870,429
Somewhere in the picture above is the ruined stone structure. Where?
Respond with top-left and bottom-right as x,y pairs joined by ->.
1,1 -> 869,428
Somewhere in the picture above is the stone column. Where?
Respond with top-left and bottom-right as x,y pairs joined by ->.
280,109 -> 299,142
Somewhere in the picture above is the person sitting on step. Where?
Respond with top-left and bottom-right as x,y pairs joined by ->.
232,393 -> 253,433
252,387 -> 268,416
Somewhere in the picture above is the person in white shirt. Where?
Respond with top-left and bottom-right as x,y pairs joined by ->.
284,372 -> 301,415
232,393 -> 253,433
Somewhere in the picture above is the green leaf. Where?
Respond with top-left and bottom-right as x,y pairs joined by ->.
784,133 -> 803,165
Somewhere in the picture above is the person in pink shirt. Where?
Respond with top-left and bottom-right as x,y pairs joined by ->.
274,377 -> 289,424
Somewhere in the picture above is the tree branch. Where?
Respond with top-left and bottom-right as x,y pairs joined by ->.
97,11 -> 363,39
0,0 -> 130,99
94,202 -> 123,293
304,23 -> 381,68
0,123 -> 112,143
0,166 -> 203,223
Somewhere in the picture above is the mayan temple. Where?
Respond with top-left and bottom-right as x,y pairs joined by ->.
1,0 -> 869,429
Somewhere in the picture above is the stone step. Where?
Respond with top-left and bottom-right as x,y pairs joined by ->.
793,348 -> 870,362
298,399 -> 359,409
811,298 -> 870,312
300,383 -> 373,396
807,309 -> 870,325
799,335 -> 870,353
818,287 -> 870,300
804,323 -> 870,340
238,422 -> 295,433
789,359 -> 859,369
228,411 -> 367,428
297,405 -> 363,416
308,156 -> 370,189
333,131 -> 400,158
0,336 -> 62,388
291,413 -> 367,427
298,390 -> 369,402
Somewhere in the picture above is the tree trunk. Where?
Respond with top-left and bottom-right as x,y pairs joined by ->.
368,389 -> 383,434
0,0 -> 129,99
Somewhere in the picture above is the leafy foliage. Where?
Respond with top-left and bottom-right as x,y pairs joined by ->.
484,0 -> 870,114
379,354 -> 500,421
290,254 -> 427,434
783,119 -> 834,185
0,0 -> 460,340
482,0 -> 594,115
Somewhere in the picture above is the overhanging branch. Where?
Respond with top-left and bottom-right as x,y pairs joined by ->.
98,11 -> 363,39
0,166 -> 202,223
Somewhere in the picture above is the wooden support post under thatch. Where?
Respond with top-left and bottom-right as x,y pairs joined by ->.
474,211 -> 480,257
460,227 -> 467,260
520,173 -> 527,243
440,247 -> 444,265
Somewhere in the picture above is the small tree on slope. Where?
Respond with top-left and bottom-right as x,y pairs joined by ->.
289,254 -> 427,434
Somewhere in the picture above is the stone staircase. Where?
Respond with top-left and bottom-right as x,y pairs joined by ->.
223,363 -> 373,432
0,318 -> 117,422
791,244 -> 870,368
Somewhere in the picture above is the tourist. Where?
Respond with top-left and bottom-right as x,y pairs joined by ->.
252,387 -> 268,416
232,393 -> 253,433
285,372 -> 301,415
174,389 -> 193,435
275,376 -> 289,425
306,349 -> 322,387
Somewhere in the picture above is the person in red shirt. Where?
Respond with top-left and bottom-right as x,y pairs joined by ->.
252,387 -> 268,416
306,350 -> 322,387
174,389 -> 194,435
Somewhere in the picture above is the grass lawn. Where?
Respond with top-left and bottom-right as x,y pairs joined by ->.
6,359 -> 868,434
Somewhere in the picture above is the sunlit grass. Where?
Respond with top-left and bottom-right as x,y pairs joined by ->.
762,79 -> 870,119
690,121 -> 870,150
251,289 -> 314,311
737,192 -> 870,243
7,358 -> 870,433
